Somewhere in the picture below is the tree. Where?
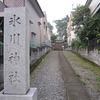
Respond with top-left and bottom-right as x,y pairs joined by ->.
47,22 -> 53,34
54,16 -> 68,36
71,38 -> 81,50
72,5 -> 100,49
51,34 -> 57,42
72,5 -> 90,47
72,5 -> 90,27
83,14 -> 100,39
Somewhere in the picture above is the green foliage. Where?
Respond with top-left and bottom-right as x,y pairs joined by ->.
83,14 -> 100,39
51,34 -> 57,42
71,37 -> 88,49
72,5 -> 90,27
71,38 -> 80,49
72,5 -> 90,47
54,17 -> 68,35
96,75 -> 100,82
72,5 -> 100,49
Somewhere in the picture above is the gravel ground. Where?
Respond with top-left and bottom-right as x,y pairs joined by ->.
30,51 -> 67,100
63,51 -> 100,100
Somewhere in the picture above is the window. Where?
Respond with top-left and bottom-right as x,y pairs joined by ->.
43,22 -> 46,28
31,32 -> 36,45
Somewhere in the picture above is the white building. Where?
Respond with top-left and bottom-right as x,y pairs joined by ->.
86,0 -> 100,15
67,12 -> 76,50
0,0 -> 51,64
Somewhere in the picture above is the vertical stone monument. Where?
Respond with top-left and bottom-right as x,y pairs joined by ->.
0,7 -> 37,100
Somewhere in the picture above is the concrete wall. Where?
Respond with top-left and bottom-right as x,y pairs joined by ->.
77,49 -> 100,66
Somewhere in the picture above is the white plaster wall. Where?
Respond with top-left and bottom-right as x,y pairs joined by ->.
40,17 -> 45,43
71,31 -> 75,41
67,31 -> 75,47
47,28 -> 51,47
89,0 -> 100,14
25,0 -> 41,46
67,36 -> 71,46
67,13 -> 76,47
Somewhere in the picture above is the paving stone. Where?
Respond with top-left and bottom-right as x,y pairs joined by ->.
31,51 -> 91,100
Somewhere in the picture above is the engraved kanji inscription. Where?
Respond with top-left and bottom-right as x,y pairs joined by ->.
10,33 -> 20,45
8,52 -> 20,65
9,71 -> 20,85
9,14 -> 21,27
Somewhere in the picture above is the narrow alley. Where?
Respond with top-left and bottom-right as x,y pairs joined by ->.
0,0 -> 100,100
30,51 -> 90,100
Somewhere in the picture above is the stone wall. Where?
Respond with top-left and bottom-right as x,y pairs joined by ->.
30,48 -> 49,66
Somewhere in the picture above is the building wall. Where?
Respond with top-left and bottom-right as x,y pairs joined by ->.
43,14 -> 48,44
47,28 -> 51,47
39,16 -> 51,57
3,0 -> 50,48
89,0 -> 100,15
67,12 -> 75,49
85,0 -> 92,6
4,0 -> 24,7
25,0 -> 41,47
40,16 -> 50,46
0,1 -> 6,12
1,0 -> 50,64
25,0 -> 51,64
40,18 -> 45,43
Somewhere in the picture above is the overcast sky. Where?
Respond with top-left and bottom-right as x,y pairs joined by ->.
37,0 -> 87,33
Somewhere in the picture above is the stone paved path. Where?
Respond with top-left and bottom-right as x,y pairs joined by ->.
59,51 -> 90,100
30,51 -> 90,100
31,51 -> 66,100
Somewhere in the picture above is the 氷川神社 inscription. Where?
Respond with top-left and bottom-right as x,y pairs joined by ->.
4,7 -> 30,95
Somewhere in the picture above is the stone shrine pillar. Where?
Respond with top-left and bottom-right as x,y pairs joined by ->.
0,7 -> 37,100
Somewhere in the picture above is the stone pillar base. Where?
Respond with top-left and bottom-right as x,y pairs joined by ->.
0,88 -> 37,100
